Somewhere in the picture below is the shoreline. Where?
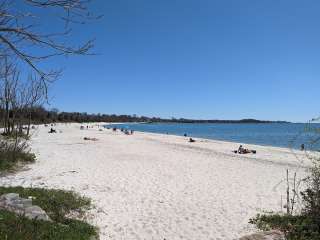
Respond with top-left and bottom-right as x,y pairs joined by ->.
124,129 -> 310,170
105,122 -> 311,165
105,122 -> 311,151
0,123 -> 311,239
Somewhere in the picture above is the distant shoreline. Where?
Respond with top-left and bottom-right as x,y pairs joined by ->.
24,107 -> 292,124
140,119 -> 290,124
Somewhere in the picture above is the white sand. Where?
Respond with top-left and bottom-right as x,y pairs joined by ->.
0,123 -> 311,240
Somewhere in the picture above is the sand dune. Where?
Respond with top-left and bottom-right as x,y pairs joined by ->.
0,123 -> 310,240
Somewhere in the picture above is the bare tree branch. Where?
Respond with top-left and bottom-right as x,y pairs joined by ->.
0,0 -> 99,92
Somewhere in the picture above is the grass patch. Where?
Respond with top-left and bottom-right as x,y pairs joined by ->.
1,131 -> 30,140
0,187 -> 98,240
0,210 -> 97,240
0,150 -> 35,172
250,213 -> 320,240
0,140 -> 35,172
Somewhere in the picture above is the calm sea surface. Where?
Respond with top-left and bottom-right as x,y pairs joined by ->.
105,123 -> 320,150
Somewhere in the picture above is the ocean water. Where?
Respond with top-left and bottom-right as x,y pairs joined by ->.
105,123 -> 320,150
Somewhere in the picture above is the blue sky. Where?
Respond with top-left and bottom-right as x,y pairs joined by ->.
39,0 -> 319,122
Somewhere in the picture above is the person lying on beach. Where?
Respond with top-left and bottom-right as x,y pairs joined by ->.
83,137 -> 98,141
242,149 -> 256,154
234,145 -> 256,154
189,138 -> 196,143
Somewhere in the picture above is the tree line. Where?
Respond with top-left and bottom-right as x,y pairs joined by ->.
0,104 -> 289,126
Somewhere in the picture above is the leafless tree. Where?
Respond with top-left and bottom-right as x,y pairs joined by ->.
0,57 -> 45,137
0,0 -> 99,93
0,58 -> 19,135
23,74 -> 46,135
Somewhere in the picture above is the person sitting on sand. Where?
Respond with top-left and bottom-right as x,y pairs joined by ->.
238,145 -> 244,154
48,128 -> 56,133
189,138 -> 196,143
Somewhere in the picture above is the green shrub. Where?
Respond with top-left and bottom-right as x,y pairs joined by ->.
1,131 -> 30,140
301,165 -> 320,220
0,187 -> 91,223
0,187 -> 98,240
250,214 -> 320,240
0,209 -> 97,240
0,139 -> 35,171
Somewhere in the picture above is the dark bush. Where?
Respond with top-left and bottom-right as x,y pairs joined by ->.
250,214 -> 320,240
0,138 -> 35,171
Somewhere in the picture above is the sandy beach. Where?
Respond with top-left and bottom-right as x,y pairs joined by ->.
0,123 -> 310,240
